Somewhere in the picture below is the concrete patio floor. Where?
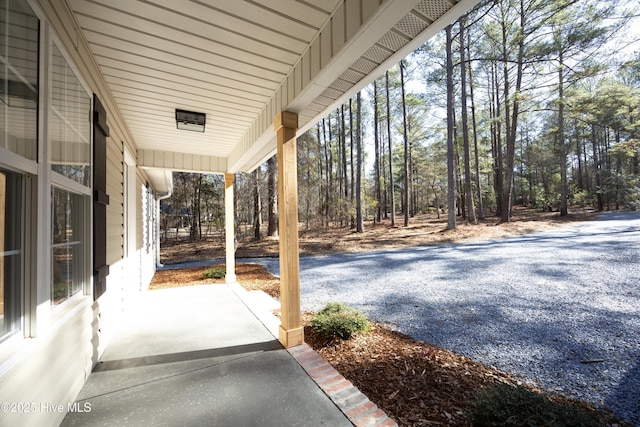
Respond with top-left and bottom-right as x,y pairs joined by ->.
61,284 -> 353,427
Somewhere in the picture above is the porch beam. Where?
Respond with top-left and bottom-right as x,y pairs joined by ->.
274,111 -> 303,348
224,173 -> 236,283
137,149 -> 226,174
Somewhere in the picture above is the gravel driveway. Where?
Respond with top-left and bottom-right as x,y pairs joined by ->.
250,212 -> 640,425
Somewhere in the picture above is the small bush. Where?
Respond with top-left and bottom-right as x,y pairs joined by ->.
469,383 -> 602,427
202,266 -> 226,280
311,302 -> 370,339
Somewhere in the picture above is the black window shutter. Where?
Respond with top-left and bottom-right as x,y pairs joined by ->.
93,94 -> 110,300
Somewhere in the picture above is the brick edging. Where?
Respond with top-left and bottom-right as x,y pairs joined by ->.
288,343 -> 398,427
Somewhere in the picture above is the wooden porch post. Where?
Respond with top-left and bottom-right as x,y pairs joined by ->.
274,111 -> 303,347
224,173 -> 236,283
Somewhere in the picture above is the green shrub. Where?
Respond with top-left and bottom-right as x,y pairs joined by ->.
202,266 -> 226,280
311,302 -> 370,339
469,383 -> 602,427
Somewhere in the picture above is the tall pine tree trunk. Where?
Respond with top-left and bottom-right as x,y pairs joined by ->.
575,120 -> 584,191
385,71 -> 396,226
267,156 -> 277,236
491,63 -> 504,217
191,174 -> 202,240
341,105 -> 348,199
460,16 -> 476,223
327,113 -> 334,221
316,124 -> 325,226
253,169 -> 262,240
500,0 -> 525,223
336,108 -> 343,203
591,123 -> 604,212
322,118 -> 331,224
583,134 -> 591,193
373,81 -> 382,223
400,60 -> 410,227
558,43 -> 568,216
356,92 -> 364,233
500,11 -> 513,223
469,40 -> 484,219
446,24 -> 456,230
349,99 -> 355,228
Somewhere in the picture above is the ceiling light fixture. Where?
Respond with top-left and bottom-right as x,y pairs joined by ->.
175,109 -> 206,132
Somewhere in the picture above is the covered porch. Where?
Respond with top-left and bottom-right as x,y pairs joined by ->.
61,283 -> 358,426
63,0 -> 479,348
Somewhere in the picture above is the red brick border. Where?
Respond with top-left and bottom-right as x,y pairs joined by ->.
288,343 -> 398,427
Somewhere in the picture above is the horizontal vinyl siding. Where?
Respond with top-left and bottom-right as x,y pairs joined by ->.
0,303 -> 93,427
106,133 -> 124,267
136,168 -> 147,251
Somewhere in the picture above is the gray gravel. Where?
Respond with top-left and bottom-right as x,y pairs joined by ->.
248,212 -> 640,426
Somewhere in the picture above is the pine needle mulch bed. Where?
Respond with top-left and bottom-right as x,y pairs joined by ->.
149,263 -> 279,297
303,316 -> 517,426
148,264 -> 626,427
303,320 -> 626,426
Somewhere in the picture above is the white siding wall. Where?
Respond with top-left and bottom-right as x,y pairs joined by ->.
0,299 -> 94,427
0,1 -> 159,426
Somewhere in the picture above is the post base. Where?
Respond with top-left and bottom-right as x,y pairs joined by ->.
278,325 -> 304,348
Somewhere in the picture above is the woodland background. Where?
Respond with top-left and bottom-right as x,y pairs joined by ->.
160,0 -> 640,242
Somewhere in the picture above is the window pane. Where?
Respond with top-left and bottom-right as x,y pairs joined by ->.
0,0 -> 39,161
0,168 -> 23,342
50,44 -> 91,186
51,187 -> 85,305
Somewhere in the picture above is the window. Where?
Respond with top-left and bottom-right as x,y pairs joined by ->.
0,0 -> 38,342
49,41 -> 91,305
0,169 -> 23,342
51,187 -> 85,305
0,0 -> 39,160
50,44 -> 91,186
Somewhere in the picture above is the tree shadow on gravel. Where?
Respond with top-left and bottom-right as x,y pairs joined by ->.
607,358 -> 640,427
290,216 -> 638,283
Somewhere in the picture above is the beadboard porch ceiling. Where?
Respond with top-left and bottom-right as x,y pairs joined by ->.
67,0 -> 479,176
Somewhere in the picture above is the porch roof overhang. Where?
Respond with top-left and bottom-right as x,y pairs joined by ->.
66,0 -> 480,183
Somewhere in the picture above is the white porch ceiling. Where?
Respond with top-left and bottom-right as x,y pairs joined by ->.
67,0 -> 479,175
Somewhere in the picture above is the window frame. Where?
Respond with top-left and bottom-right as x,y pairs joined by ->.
0,168 -> 25,344
48,41 -> 92,189
0,0 -> 40,348
46,33 -> 93,310
0,0 -> 40,163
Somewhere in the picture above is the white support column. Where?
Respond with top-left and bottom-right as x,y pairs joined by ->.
224,173 -> 236,283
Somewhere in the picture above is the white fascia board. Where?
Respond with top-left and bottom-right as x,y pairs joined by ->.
287,0 -> 421,114
297,0 -> 482,136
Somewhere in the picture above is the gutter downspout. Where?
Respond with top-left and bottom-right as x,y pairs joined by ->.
156,171 -> 173,268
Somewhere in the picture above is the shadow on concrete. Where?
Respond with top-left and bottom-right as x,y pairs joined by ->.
93,340 -> 282,372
